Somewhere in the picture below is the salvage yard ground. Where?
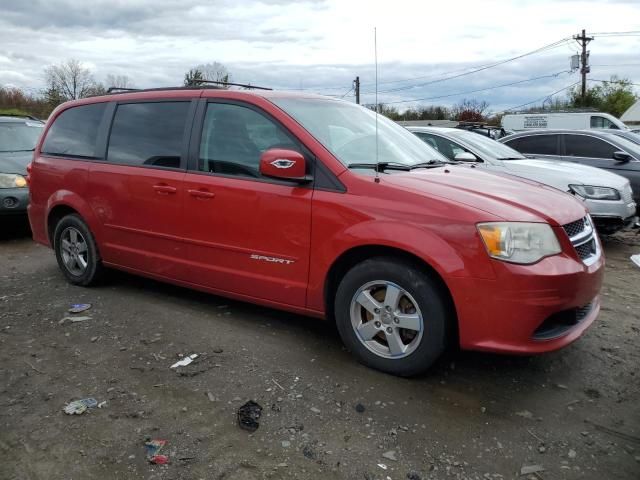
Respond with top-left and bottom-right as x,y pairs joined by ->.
1,217 -> 639,480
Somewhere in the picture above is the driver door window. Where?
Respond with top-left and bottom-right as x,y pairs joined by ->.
199,103 -> 298,178
416,133 -> 466,160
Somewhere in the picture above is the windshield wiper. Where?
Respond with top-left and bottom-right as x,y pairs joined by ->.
348,162 -> 412,171
407,160 -> 453,169
497,157 -> 524,160
0,148 -> 35,153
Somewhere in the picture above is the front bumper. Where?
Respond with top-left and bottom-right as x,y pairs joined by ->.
0,187 -> 29,215
449,245 -> 605,355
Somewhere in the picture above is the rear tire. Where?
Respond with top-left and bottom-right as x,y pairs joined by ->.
334,257 -> 449,376
53,214 -> 103,286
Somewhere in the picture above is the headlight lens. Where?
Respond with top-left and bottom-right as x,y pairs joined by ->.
570,185 -> 620,201
0,173 -> 27,188
477,222 -> 561,264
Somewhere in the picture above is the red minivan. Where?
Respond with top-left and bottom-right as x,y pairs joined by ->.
28,88 -> 604,376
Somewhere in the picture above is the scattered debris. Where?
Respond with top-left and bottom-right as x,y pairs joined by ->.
568,449 -> 577,459
206,392 -> 217,402
24,360 -> 44,374
515,410 -> 534,419
272,378 -> 285,391
281,440 -> 291,448
69,303 -> 92,313
302,445 -> 316,459
407,472 -> 421,480
63,398 -> 98,415
520,464 -> 544,475
98,401 -> 107,409
584,419 -> 640,444
310,407 -> 321,414
144,439 -> 169,464
59,316 -> 91,325
631,254 -> 640,268
170,354 -> 198,369
378,463 -> 388,470
382,450 -> 398,461
355,403 -> 366,413
237,400 -> 263,432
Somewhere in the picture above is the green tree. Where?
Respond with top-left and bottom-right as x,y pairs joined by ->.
568,76 -> 637,117
184,68 -> 204,87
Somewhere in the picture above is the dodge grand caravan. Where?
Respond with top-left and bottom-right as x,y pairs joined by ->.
28,88 -> 604,376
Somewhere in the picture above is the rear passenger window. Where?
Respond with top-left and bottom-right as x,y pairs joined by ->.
107,102 -> 190,169
41,103 -> 107,158
198,103 -> 299,178
507,135 -> 558,155
564,135 -> 617,159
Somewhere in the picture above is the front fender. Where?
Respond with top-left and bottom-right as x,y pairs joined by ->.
306,219 -> 495,312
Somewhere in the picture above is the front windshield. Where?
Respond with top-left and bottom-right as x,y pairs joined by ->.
0,121 -> 44,152
452,130 -> 526,160
271,97 -> 448,166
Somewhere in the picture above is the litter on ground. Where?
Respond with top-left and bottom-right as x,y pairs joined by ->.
63,397 -> 99,415
237,400 -> 263,432
68,303 -> 92,313
170,354 -> 198,369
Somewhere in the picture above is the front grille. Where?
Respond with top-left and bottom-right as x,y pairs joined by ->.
575,238 -> 596,260
563,218 -> 586,238
562,216 -> 598,265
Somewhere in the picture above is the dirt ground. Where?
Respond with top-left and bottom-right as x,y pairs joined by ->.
1,216 -> 639,480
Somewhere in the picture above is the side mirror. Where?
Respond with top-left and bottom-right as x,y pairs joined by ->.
454,151 -> 478,162
259,148 -> 310,182
612,151 -> 632,163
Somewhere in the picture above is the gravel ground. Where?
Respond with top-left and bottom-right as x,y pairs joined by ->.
1,216 -> 639,480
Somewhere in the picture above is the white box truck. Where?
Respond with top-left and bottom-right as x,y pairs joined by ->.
502,112 -> 628,131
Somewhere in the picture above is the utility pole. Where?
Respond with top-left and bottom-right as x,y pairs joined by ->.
574,29 -> 593,105
354,76 -> 360,104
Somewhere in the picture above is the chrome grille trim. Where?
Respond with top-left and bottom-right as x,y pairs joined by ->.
563,216 -> 600,266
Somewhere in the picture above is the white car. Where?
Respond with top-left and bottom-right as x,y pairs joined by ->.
409,127 -> 637,234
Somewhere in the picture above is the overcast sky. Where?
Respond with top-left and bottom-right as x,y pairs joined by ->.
1,0 -> 639,112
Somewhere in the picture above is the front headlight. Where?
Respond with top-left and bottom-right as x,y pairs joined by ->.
0,173 -> 27,189
570,184 -> 620,201
477,222 -> 561,264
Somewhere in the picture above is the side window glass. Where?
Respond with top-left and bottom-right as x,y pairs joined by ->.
41,103 -> 107,158
564,135 -> 617,159
510,135 -> 557,155
433,136 -> 464,160
107,102 -> 190,169
415,133 -> 440,151
199,103 -> 299,178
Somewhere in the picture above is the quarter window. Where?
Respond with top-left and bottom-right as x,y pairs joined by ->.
198,103 -> 299,178
590,116 -> 616,129
506,135 -> 558,155
564,135 -> 617,159
41,103 -> 107,158
107,102 -> 190,168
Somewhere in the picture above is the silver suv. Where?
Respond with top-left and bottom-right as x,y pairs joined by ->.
409,127 -> 637,234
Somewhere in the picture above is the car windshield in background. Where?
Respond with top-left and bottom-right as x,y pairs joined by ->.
452,130 -> 526,160
271,97 -> 447,167
0,122 -> 44,152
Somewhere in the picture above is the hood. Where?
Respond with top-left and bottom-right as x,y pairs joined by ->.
502,158 -> 629,191
0,151 -> 33,175
383,165 -> 586,226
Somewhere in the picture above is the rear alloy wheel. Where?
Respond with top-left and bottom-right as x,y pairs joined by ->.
335,257 -> 449,376
54,214 -> 103,286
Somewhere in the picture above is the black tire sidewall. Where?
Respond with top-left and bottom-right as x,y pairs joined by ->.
335,257 -> 449,376
53,214 -> 102,286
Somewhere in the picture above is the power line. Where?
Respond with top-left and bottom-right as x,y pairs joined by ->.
499,81 -> 581,113
591,63 -> 640,67
360,38 -> 571,94
366,71 -> 572,105
590,30 -> 640,35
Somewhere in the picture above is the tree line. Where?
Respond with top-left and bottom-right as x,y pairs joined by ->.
1,59 -> 636,122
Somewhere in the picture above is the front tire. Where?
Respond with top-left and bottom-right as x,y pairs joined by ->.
335,257 -> 450,376
53,214 -> 103,286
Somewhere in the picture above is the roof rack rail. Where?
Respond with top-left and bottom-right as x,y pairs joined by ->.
106,87 -> 139,93
192,80 -> 272,90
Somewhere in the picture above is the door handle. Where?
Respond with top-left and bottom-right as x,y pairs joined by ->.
188,189 -> 215,199
153,184 -> 177,194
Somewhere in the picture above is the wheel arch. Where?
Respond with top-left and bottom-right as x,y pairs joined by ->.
45,191 -> 101,247
324,244 -> 459,345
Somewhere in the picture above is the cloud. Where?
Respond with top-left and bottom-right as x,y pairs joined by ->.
0,0 -> 638,112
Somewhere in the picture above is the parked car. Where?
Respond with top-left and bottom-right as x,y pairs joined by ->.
409,127 -> 636,234
593,128 -> 640,146
502,112 -> 628,131
28,88 -> 604,376
500,129 -> 640,221
0,115 -> 44,215
454,122 -> 512,140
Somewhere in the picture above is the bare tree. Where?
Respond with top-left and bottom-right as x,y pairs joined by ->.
44,59 -> 98,101
194,62 -> 230,84
450,99 -> 490,122
105,74 -> 133,90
